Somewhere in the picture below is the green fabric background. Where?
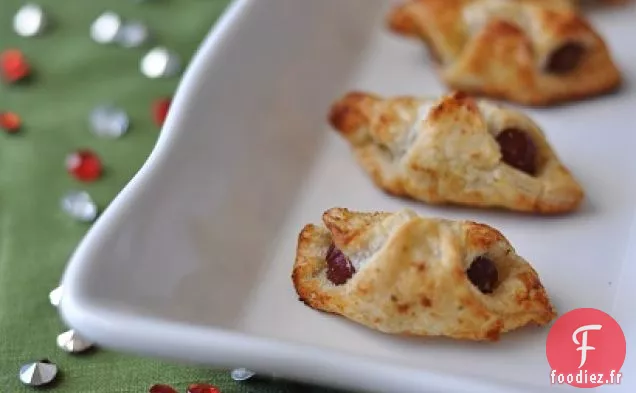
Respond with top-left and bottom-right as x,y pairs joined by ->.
0,1 -> 344,392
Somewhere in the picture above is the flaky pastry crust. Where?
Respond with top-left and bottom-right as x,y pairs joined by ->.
329,91 -> 584,214
387,0 -> 621,106
292,208 -> 557,341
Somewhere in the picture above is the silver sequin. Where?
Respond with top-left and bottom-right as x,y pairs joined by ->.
13,4 -> 47,37
140,47 -> 182,78
49,286 -> 63,307
19,360 -> 57,386
231,368 -> 256,381
116,21 -> 150,48
90,12 -> 122,44
61,190 -> 98,223
89,104 -> 130,138
57,330 -> 94,353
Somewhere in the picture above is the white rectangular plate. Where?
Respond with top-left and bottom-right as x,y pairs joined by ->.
60,0 -> 636,392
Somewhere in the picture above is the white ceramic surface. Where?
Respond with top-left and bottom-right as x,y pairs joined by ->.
60,0 -> 636,392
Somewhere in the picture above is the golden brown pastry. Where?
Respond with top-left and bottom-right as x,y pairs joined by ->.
329,91 -> 584,214
387,0 -> 621,106
551,0 -> 630,5
292,207 -> 557,341
598,0 -> 630,4
528,0 -> 631,7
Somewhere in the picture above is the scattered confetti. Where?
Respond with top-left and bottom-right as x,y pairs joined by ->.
60,190 -> 99,222
0,111 -> 21,133
187,383 -> 221,393
89,104 -> 130,138
117,20 -> 150,48
141,47 -> 181,78
66,149 -> 103,182
149,384 -> 179,393
7,2 -> 235,391
90,11 -> 122,44
1,49 -> 30,83
153,98 -> 171,126
13,3 -> 47,37
49,286 -> 63,307
230,368 -> 256,381
57,329 -> 94,353
19,359 -> 58,387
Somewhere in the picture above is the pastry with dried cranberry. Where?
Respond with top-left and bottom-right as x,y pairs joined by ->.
329,91 -> 584,214
292,207 -> 557,341
387,0 -> 621,106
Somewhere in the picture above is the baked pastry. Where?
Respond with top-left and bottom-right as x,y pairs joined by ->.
387,0 -> 621,106
328,91 -> 584,214
292,207 -> 557,341
553,0 -> 630,4
514,0 -> 619,5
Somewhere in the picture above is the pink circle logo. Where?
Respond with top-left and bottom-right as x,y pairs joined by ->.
546,308 -> 626,388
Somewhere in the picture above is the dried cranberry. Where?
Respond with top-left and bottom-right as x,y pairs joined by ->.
546,42 -> 585,74
496,128 -> 538,175
466,256 -> 498,294
326,244 -> 355,285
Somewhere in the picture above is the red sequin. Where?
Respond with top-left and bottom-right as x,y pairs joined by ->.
66,150 -> 102,182
187,383 -> 221,393
153,98 -> 171,126
1,49 -> 30,83
0,112 -> 21,133
149,384 -> 178,393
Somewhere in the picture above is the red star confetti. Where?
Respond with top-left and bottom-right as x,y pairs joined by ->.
153,97 -> 171,126
149,384 -> 178,393
1,49 -> 30,83
65,149 -> 103,182
0,111 -> 21,133
187,383 -> 221,393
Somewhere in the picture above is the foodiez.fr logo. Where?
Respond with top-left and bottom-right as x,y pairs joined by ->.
546,308 -> 626,388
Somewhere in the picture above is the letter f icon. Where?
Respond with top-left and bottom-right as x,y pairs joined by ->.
573,324 -> 602,368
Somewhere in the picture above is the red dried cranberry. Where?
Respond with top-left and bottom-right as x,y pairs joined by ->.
466,256 -> 498,294
326,244 -> 355,285
546,42 -> 585,74
496,128 -> 537,175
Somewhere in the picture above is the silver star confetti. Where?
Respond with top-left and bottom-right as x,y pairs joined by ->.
49,286 -> 63,307
13,3 -> 47,37
231,368 -> 256,381
141,47 -> 182,78
90,11 -> 122,44
57,330 -> 94,353
19,360 -> 57,387
116,21 -> 150,48
61,190 -> 98,222
89,104 -> 130,138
